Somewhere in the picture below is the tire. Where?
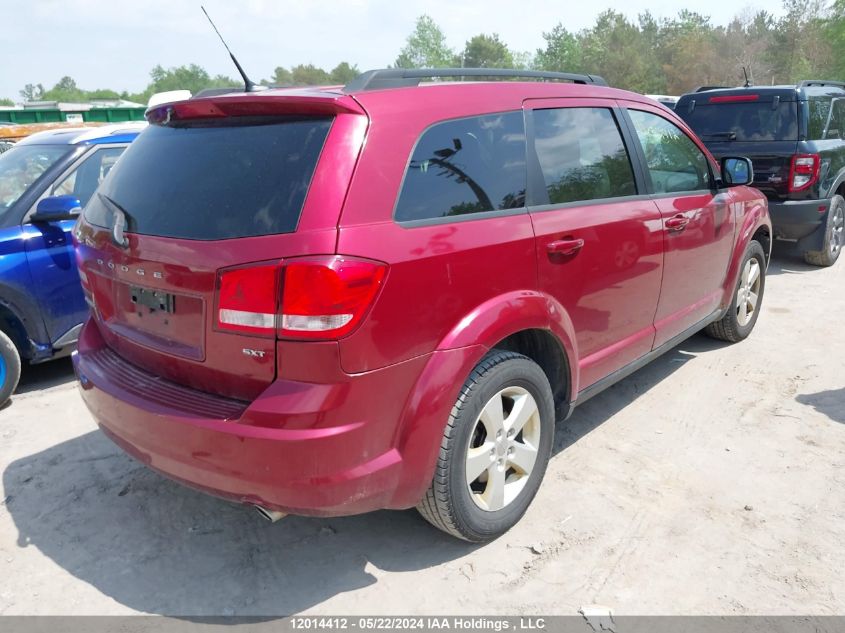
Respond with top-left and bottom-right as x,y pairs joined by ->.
804,194 -> 844,267
417,351 -> 555,542
0,329 -> 21,407
705,240 -> 767,343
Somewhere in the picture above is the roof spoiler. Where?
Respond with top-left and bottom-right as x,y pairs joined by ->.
145,92 -> 364,124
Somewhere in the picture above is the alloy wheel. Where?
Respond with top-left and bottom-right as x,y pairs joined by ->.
465,386 -> 542,512
830,204 -> 844,257
736,257 -> 762,327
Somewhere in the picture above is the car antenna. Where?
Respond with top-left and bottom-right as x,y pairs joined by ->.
742,66 -> 752,88
201,5 -> 259,92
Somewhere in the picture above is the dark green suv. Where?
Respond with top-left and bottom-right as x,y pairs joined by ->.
676,81 -> 845,266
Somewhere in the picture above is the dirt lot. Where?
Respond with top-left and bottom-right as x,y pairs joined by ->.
0,247 -> 843,616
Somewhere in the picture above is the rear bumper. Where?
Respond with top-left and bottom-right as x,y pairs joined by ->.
73,319 -> 433,517
769,198 -> 829,244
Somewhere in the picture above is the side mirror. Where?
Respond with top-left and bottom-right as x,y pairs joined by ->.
31,195 -> 82,223
720,157 -> 754,187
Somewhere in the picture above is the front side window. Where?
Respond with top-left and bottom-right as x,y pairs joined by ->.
0,144 -> 71,217
628,110 -> 711,194
533,107 -> 637,205
394,111 -> 526,222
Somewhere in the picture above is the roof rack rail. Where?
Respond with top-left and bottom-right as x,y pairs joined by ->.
798,80 -> 845,89
343,68 -> 607,93
693,85 -> 732,93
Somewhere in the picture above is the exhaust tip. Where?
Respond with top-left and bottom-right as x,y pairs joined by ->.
254,505 -> 287,523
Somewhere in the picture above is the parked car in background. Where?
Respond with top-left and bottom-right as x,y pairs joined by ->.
0,121 -> 110,144
0,122 -> 144,405
645,94 -> 679,109
73,69 -> 769,541
676,81 -> 845,266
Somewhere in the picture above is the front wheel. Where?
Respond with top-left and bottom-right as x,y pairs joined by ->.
0,329 -> 22,406
417,351 -> 555,542
705,240 -> 767,343
804,195 -> 843,267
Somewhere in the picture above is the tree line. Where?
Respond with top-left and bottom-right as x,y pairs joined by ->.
9,0 -> 845,105
397,0 -> 845,94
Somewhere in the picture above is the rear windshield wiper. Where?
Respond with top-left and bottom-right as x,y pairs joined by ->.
702,131 -> 737,141
98,193 -> 134,247
98,193 -> 134,221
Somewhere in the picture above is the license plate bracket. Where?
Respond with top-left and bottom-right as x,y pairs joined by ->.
130,286 -> 175,314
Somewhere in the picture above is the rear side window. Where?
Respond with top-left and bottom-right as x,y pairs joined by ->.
84,116 -> 332,240
532,107 -> 637,205
628,110 -> 711,194
394,111 -> 526,222
52,146 -> 126,207
680,100 -> 798,142
808,96 -> 845,140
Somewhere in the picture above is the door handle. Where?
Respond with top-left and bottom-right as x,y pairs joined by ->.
547,238 -> 585,256
665,215 -> 689,231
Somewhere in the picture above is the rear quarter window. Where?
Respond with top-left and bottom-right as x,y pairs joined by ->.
394,111 -> 526,223
84,116 -> 332,240
808,96 -> 845,140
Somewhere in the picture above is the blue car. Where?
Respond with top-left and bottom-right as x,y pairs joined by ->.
0,123 -> 144,404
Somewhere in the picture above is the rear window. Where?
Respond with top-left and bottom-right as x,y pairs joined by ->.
394,111 -> 526,223
680,100 -> 798,142
84,116 -> 332,240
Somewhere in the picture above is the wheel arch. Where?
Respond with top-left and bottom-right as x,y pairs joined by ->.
752,225 -> 772,266
721,198 -> 772,309
823,169 -> 845,201
491,328 -> 571,420
434,289 -> 579,399
388,290 -> 579,509
0,285 -> 49,362
0,303 -> 27,355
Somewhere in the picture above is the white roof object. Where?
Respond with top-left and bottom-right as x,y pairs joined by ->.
147,90 -> 192,108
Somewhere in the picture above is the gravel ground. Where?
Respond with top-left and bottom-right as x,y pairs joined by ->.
0,247 -> 843,616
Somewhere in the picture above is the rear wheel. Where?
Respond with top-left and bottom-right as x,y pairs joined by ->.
0,330 -> 21,406
705,240 -> 766,343
417,351 -> 555,542
804,195 -> 844,267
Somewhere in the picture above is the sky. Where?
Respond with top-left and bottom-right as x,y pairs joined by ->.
2,0 -> 782,102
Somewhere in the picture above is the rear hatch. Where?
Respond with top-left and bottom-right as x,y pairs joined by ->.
75,93 -> 367,401
677,91 -> 799,198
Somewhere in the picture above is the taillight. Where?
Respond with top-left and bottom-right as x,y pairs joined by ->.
279,256 -> 386,340
789,154 -> 820,192
215,256 -> 386,340
216,263 -> 280,336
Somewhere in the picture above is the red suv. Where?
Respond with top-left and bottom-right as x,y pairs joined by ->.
72,69 -> 771,541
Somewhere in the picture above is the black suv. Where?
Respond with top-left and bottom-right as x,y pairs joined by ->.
676,81 -> 845,266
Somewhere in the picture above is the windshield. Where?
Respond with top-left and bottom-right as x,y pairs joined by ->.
680,101 -> 799,142
84,116 -> 333,240
0,144 -> 71,217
